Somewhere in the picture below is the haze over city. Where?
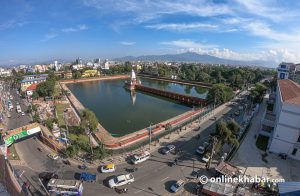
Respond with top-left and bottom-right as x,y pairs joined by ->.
1,0 -> 300,65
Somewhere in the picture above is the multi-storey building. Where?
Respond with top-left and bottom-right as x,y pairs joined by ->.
20,74 -> 48,91
266,79 -> 300,160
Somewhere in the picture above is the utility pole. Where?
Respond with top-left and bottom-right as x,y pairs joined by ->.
87,123 -> 93,155
206,136 -> 218,169
149,123 -> 152,151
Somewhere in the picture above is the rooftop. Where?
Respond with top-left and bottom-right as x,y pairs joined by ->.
26,83 -> 38,91
21,77 -> 47,83
278,79 -> 300,105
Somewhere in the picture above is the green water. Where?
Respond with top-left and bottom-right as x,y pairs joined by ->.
67,78 -> 208,136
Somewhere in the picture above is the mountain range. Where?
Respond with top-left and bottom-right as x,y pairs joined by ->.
113,52 -> 276,67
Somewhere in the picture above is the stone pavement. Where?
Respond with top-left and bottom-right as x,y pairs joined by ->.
230,98 -> 300,182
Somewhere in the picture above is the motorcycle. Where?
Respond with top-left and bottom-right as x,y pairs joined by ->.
37,147 -> 42,152
115,188 -> 128,194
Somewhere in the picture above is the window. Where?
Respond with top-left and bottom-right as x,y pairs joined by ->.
292,148 -> 298,156
298,135 -> 300,143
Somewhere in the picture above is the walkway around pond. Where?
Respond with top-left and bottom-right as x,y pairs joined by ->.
138,74 -> 213,88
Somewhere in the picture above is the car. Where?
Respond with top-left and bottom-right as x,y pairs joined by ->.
63,160 -> 71,165
201,153 -> 211,163
7,113 -> 11,118
131,151 -> 150,164
47,153 -> 59,160
170,179 -> 185,193
21,112 -> 25,116
16,102 -> 19,105
161,144 -> 176,155
196,146 -> 205,155
79,164 -> 88,170
234,111 -> 240,116
108,174 -> 134,188
100,163 -> 116,173
39,172 -> 58,181
80,172 -> 97,182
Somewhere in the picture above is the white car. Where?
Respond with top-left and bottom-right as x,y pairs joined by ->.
201,153 -> 210,163
100,163 -> 116,173
21,112 -> 25,116
131,151 -> 150,164
108,174 -> 134,188
48,153 -> 59,160
170,179 -> 185,192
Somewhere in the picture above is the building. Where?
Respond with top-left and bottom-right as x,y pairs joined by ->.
0,68 -> 11,77
81,69 -> 100,77
54,71 -> 72,79
34,64 -> 49,73
26,83 -> 38,96
20,74 -> 48,92
267,79 -> 300,160
277,63 -> 293,79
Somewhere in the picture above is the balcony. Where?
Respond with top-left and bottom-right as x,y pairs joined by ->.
262,111 -> 276,127
259,124 -> 274,137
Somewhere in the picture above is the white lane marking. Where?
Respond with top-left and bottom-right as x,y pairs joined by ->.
134,189 -> 144,194
160,176 -> 169,182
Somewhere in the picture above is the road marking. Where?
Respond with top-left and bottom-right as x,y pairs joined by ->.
160,176 -> 169,182
134,189 -> 145,194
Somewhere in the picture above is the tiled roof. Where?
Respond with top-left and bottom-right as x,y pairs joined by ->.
278,79 -> 300,105
26,83 -> 38,91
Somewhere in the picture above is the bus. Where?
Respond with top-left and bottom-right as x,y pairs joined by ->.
47,179 -> 83,195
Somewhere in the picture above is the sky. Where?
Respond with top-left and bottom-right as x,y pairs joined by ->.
1,0 -> 300,66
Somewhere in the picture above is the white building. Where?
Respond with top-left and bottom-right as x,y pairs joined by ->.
0,68 -> 12,77
268,79 -> 300,160
277,62 -> 293,79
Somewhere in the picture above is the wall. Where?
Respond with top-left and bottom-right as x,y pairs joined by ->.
0,153 -> 24,196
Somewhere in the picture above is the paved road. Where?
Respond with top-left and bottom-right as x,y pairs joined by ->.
9,84 -> 250,196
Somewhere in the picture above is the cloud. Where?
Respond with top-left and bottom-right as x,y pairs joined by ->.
0,19 -> 28,30
160,39 -> 217,49
120,41 -> 136,46
145,23 -> 218,31
62,24 -> 87,32
42,33 -> 58,42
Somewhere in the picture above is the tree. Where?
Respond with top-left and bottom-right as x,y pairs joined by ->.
207,83 -> 234,105
73,70 -> 82,79
250,82 -> 267,104
64,145 -> 79,158
227,119 -> 240,135
214,120 -> 239,152
80,109 -> 99,132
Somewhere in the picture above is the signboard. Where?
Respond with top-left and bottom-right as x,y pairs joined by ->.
4,126 -> 41,146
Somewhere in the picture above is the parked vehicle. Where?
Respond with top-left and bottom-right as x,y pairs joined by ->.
115,188 -> 128,194
131,151 -> 150,164
63,160 -> 71,165
201,153 -> 211,163
108,174 -> 134,188
161,145 -> 176,155
100,163 -> 116,173
80,172 -> 97,182
79,164 -> 88,170
21,112 -> 25,116
48,153 -> 59,160
196,142 -> 209,155
170,179 -> 185,192
47,178 -> 83,195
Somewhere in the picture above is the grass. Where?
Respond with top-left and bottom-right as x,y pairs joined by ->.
256,134 -> 269,151
69,133 -> 89,144
8,145 -> 20,160
55,103 -> 68,126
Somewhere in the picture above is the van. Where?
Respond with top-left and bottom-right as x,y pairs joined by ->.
131,151 -> 150,164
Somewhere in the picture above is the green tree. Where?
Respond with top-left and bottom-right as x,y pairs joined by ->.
64,145 -> 79,158
73,70 -> 82,79
227,119 -> 240,135
80,109 -> 99,132
250,82 -> 267,104
207,83 -> 234,105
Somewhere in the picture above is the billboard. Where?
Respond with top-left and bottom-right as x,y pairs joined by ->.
4,126 -> 41,146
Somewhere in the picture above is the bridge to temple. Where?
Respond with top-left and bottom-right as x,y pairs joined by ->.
135,84 -> 207,106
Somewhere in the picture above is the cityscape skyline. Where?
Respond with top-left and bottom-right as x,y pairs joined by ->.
1,0 -> 300,66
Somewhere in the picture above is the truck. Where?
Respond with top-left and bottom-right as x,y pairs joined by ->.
79,172 -> 97,182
